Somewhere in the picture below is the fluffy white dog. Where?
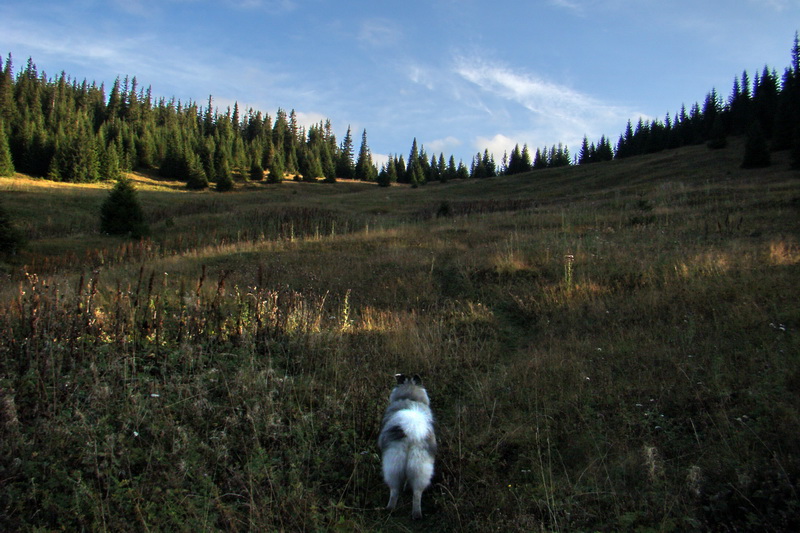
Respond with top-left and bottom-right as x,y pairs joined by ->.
378,373 -> 437,519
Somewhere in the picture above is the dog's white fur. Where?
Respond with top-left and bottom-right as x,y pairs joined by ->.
378,374 -> 436,519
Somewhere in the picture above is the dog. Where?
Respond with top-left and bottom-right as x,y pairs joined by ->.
378,373 -> 437,519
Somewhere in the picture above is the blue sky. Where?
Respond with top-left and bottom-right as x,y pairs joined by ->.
1,0 -> 798,167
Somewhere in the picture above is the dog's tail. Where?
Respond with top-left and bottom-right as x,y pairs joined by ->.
382,408 -> 435,494
396,409 -> 432,443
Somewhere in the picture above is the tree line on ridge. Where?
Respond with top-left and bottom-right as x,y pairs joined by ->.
0,34 -> 799,192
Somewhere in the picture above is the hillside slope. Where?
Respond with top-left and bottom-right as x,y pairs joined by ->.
1,141 -> 799,531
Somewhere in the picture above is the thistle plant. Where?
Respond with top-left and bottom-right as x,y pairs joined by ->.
339,289 -> 352,332
563,253 -> 575,290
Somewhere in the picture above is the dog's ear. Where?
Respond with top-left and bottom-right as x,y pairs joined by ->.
395,373 -> 406,385
411,374 -> 422,385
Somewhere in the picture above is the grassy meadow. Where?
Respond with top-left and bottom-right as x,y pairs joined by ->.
1,140 -> 799,531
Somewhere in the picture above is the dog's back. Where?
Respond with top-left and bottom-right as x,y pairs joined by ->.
379,374 -> 436,519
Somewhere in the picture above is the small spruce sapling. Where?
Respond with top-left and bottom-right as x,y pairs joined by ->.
100,177 -> 149,238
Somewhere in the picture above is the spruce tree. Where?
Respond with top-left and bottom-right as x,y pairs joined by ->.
336,126 -> 355,179
354,129 -> 377,181
159,136 -> 185,180
298,145 -> 323,182
469,153 -> 480,178
791,125 -> 800,169
377,157 -> 396,187
185,153 -> 209,190
507,144 -> 521,174
100,177 -> 149,238
616,120 -> 635,158
446,155 -> 457,182
706,114 -> 728,150
772,87 -> 795,151
284,144 -> 298,176
482,149 -> 496,177
0,54 -> 13,126
215,159 -> 234,191
53,129 -> 100,182
741,121 -> 771,168
578,136 -> 591,165
701,89 -> 720,139
213,149 -> 234,191
107,77 -> 122,121
456,160 -> 470,180
268,152 -> 285,183
262,144 -> 275,174
395,155 -> 406,183
376,165 -> 388,187
418,146 -> 431,184
99,143 -> 122,180
406,139 -> 421,184
597,135 -> 614,161
532,148 -> 546,169
249,160 -> 264,181
754,66 -> 779,139
428,155 -> 439,182
521,144 -> 532,171
0,119 -> 14,176
792,32 -> 800,74
319,141 -> 336,182
408,159 -> 424,187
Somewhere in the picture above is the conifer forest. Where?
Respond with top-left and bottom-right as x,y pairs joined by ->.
1,34 -> 799,186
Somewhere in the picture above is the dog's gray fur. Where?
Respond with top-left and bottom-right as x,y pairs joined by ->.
378,373 -> 436,519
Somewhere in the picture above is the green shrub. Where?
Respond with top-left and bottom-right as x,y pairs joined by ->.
100,177 -> 149,238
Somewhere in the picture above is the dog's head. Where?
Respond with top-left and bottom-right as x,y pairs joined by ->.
395,373 -> 422,386
389,373 -> 430,405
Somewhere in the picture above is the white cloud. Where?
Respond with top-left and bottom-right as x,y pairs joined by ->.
294,111 -> 329,131
372,152 -> 390,169
474,134 -> 518,160
425,136 -> 462,154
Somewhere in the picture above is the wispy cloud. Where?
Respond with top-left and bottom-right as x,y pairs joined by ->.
407,63 -> 438,91
548,0 -> 584,12
454,56 -> 637,149
358,18 -> 402,48
455,57 -> 617,123
110,0 -> 155,17
1,20 -> 157,75
547,0 -> 635,17
748,0 -> 793,11
0,11 -> 311,115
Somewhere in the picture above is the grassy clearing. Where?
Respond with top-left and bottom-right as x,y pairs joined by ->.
1,141 -> 799,531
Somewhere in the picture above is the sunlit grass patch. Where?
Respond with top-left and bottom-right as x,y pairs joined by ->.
673,249 -> 735,278
768,238 -> 800,265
